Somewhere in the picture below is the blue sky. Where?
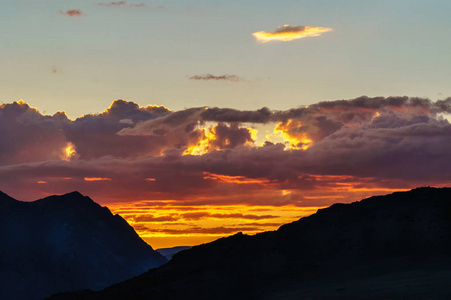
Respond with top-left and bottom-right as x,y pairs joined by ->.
1,0 -> 451,118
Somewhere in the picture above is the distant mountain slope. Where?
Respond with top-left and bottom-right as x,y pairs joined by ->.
156,246 -> 192,260
0,191 -> 167,300
51,187 -> 451,299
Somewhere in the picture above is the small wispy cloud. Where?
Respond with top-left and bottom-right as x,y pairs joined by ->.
188,74 -> 244,82
58,9 -> 84,17
97,1 -> 126,6
252,25 -> 333,43
51,65 -> 58,74
97,1 -> 146,7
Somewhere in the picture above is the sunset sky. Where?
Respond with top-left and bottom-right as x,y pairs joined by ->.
2,0 -> 451,248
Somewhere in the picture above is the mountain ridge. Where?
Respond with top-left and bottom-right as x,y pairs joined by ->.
50,187 -> 451,299
0,191 -> 167,300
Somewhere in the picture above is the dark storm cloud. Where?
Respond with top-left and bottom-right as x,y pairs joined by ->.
188,74 -> 244,82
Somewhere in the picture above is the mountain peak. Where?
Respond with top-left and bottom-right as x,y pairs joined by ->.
0,191 -> 167,300
35,191 -> 96,209
64,191 -> 84,197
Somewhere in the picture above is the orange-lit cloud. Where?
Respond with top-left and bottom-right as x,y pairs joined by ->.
58,9 -> 84,17
84,177 -> 112,181
62,142 -> 77,161
183,123 -> 255,156
274,120 -> 313,150
252,25 -> 333,43
203,172 -> 273,185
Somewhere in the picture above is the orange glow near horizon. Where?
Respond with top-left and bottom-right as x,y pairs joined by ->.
253,25 -> 333,43
107,201 -> 321,248
93,172 -> 419,249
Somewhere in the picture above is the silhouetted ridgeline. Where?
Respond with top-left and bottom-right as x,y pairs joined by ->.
156,246 -> 192,260
0,191 -> 167,300
50,187 -> 451,299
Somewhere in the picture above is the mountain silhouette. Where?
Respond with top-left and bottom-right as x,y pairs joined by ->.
156,246 -> 192,260
50,187 -> 451,299
0,191 -> 167,300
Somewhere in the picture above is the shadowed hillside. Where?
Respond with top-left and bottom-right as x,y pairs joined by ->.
50,187 -> 451,299
0,191 -> 167,300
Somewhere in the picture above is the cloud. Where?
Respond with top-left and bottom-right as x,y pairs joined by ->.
180,212 -> 278,220
0,101 -> 69,165
2,96 -> 451,210
97,1 -> 127,6
149,226 -> 259,235
252,25 -> 333,43
97,2 -> 146,8
200,107 -> 272,123
58,9 -> 84,17
188,74 -> 244,82
6,96 -> 451,246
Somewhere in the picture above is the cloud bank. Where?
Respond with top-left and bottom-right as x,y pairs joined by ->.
252,25 -> 333,43
2,96 -> 451,245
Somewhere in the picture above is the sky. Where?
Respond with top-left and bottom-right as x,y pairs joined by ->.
2,0 -> 451,248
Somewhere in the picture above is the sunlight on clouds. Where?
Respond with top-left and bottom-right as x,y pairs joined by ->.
274,120 -> 313,150
183,123 -> 256,156
62,142 -> 77,161
203,172 -> 273,185
247,127 -> 258,144
183,126 -> 217,156
84,177 -> 112,181
253,25 -> 333,43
